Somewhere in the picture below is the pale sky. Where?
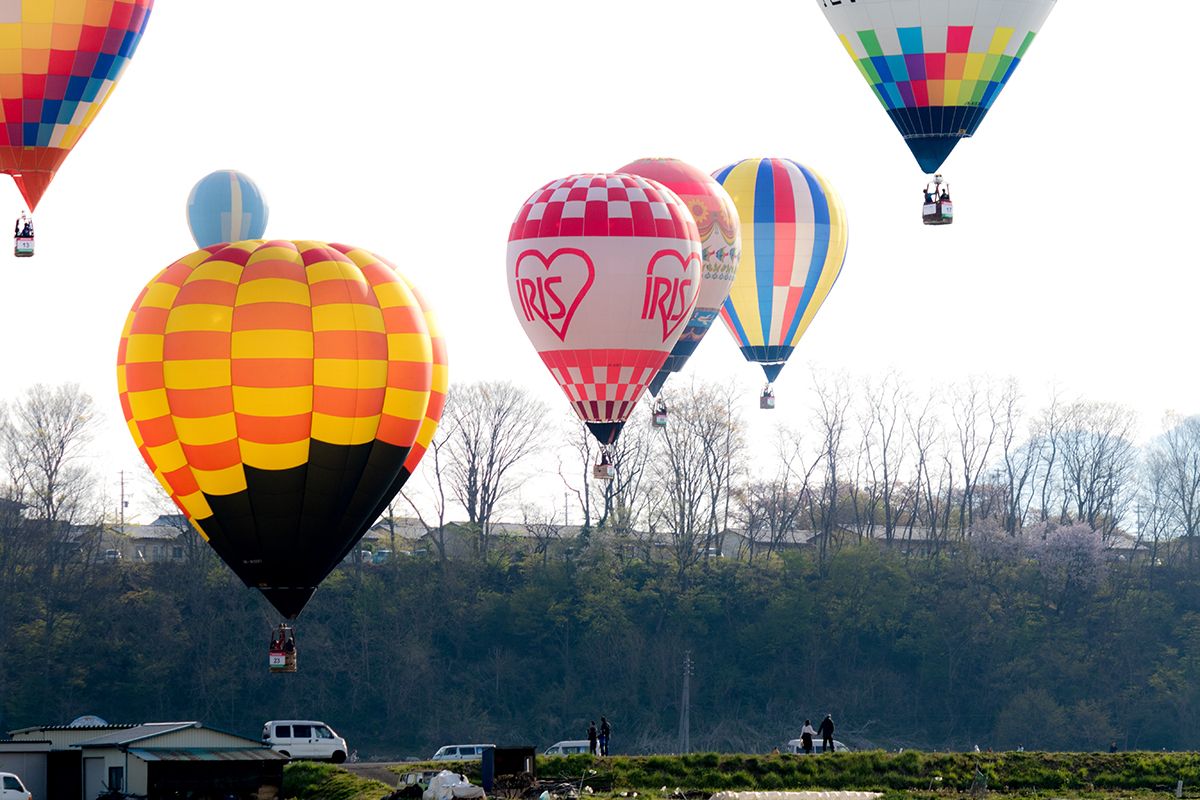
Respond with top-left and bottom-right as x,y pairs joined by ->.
1,1 -> 1195,523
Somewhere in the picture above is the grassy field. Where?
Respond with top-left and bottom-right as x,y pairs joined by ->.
283,761 -> 392,800
284,752 -> 1200,800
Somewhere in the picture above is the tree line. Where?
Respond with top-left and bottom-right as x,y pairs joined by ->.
2,380 -> 1199,756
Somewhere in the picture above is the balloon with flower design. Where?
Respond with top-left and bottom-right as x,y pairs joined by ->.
616,158 -> 741,397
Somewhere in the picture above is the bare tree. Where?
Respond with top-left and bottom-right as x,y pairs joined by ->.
808,372 -> 852,565
1145,414 -> 1200,562
904,391 -> 944,546
951,379 -> 999,537
559,411 -> 654,537
735,428 -> 816,563
521,503 -> 564,566
996,379 -> 1043,534
1,383 -> 99,526
1057,401 -> 1137,537
402,423 -> 455,564
863,373 -> 909,541
442,381 -> 548,557
648,381 -> 745,580
1035,391 -> 1066,523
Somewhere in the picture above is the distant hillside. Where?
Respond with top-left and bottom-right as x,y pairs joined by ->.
2,539 -> 1200,758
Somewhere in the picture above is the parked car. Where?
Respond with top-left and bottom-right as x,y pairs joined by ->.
784,738 -> 851,754
543,740 -> 591,755
262,720 -> 348,763
0,773 -> 31,800
430,743 -> 495,761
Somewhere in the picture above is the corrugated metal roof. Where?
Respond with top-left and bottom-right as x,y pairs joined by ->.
9,724 -> 136,735
129,747 -> 287,762
76,722 -> 197,746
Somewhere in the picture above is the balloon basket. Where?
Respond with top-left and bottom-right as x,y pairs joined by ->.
922,201 -> 953,225
270,623 -> 297,672
13,237 -> 34,257
269,650 -> 297,673
652,412 -> 668,428
760,392 -> 776,410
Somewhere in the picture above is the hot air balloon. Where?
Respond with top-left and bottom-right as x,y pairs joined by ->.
1,0 -> 154,213
816,0 -> 1056,220
117,240 -> 444,666
713,159 -> 849,407
507,173 -> 702,479
186,171 -> 269,248
616,158 -> 741,426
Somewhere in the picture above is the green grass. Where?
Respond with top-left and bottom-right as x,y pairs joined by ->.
530,752 -> 1200,794
377,752 -> 1200,798
282,762 -> 393,800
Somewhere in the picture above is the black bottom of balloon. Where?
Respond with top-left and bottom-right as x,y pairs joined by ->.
260,587 -> 316,621
737,345 -> 792,384
195,438 -> 412,619
885,105 -> 992,173
587,421 -> 625,446
647,371 -> 669,397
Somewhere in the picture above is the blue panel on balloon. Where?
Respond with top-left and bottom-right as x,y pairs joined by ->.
186,170 -> 269,248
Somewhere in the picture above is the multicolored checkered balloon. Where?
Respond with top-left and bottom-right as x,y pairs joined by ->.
0,0 -> 154,210
117,240 -> 446,619
816,0 -> 1057,173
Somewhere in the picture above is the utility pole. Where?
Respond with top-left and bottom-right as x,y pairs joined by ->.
678,650 -> 693,754
119,470 -> 127,533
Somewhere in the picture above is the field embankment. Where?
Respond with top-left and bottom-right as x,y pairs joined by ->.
405,752 -> 1200,795
284,761 -> 393,800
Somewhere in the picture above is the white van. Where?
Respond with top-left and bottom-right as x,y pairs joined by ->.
262,720 -> 349,763
785,738 -> 851,754
0,773 -> 31,800
543,740 -> 591,755
430,744 -> 495,761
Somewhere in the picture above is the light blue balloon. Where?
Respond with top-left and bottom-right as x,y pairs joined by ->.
186,170 -> 269,248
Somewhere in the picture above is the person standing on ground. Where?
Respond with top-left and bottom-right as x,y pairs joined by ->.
818,714 -> 835,752
599,716 -> 611,756
800,720 -> 816,754
588,720 -> 598,755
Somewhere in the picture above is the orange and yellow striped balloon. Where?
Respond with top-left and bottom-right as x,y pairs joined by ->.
117,240 -> 445,618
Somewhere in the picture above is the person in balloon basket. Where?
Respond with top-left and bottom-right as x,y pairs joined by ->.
587,720 -> 598,755
818,714 -> 835,752
599,715 -> 611,756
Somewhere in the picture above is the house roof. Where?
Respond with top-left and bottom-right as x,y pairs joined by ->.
8,723 -> 136,736
76,722 -> 199,746
129,747 -> 286,762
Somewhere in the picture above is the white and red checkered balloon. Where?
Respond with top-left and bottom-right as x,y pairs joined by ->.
506,173 -> 703,446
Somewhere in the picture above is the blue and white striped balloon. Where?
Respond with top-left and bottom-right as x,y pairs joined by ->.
186,170 -> 269,248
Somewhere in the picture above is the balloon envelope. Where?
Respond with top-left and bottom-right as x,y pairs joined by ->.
187,171 -> 270,248
714,159 -> 849,384
117,240 -> 442,618
0,0 -> 154,210
816,0 -> 1057,173
616,158 -> 741,397
507,174 -> 703,445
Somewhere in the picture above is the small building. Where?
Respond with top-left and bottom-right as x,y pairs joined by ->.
1,721 -> 285,800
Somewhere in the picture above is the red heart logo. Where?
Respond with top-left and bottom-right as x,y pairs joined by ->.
641,249 -> 702,342
514,247 -> 595,342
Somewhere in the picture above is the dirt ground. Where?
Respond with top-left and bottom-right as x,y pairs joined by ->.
344,762 -> 403,786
